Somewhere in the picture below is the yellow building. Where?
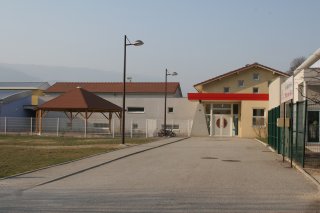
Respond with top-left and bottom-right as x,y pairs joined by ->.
188,63 -> 289,138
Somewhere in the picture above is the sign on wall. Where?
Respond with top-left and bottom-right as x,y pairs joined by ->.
281,76 -> 293,103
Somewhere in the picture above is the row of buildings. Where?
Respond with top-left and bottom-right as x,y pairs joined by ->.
1,49 -> 319,140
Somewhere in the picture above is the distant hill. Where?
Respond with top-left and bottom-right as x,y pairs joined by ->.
0,63 -> 189,95
0,63 -> 121,83
0,65 -> 40,81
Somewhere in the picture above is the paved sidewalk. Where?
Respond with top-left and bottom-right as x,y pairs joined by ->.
0,137 -> 186,197
256,139 -> 320,188
305,168 -> 320,185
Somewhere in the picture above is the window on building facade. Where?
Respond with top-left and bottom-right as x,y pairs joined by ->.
253,87 -> 259,93
253,73 -> 260,81
212,104 -> 231,114
127,107 -> 145,113
168,107 -> 174,113
233,104 -> 239,114
238,80 -> 244,87
132,123 -> 138,129
252,108 -> 265,126
93,123 -> 109,128
162,124 -> 179,130
224,87 -> 230,93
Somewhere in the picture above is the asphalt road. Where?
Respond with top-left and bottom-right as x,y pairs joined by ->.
0,137 -> 319,212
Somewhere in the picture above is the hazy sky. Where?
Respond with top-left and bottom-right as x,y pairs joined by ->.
0,0 -> 320,93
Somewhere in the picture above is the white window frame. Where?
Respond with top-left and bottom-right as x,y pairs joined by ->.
238,80 -> 245,87
127,107 -> 145,114
224,87 -> 230,93
252,108 -> 265,127
253,73 -> 260,81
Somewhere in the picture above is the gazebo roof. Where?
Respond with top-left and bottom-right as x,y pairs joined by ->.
38,87 -> 122,112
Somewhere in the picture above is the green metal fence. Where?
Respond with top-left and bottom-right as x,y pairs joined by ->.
305,102 -> 320,168
292,101 -> 306,166
268,101 -> 307,167
268,106 -> 282,154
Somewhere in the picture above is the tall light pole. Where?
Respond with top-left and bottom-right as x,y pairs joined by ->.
164,69 -> 178,136
122,35 -> 144,144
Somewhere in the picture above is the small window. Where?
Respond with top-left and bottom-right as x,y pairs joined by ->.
253,73 -> 260,81
224,87 -> 230,93
252,109 -> 265,126
127,107 -> 144,113
93,123 -> 109,128
253,87 -> 259,93
168,107 -> 174,113
238,80 -> 244,87
132,123 -> 138,129
162,124 -> 179,130
212,104 -> 231,109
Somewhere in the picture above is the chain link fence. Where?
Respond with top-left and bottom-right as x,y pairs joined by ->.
0,117 -> 193,138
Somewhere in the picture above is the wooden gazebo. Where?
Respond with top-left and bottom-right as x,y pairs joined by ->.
36,86 -> 122,136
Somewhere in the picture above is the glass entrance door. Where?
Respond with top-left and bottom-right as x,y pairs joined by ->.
213,114 -> 232,136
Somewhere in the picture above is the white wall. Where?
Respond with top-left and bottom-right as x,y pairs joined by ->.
269,77 -> 285,110
39,95 -> 199,136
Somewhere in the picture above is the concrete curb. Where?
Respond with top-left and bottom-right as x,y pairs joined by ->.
255,138 -> 320,190
0,137 -> 187,181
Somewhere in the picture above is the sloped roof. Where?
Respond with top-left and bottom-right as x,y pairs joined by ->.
0,90 -> 32,104
194,63 -> 289,87
0,82 -> 50,90
45,82 -> 181,94
38,87 -> 122,112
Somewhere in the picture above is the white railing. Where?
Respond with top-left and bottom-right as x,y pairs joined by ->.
0,117 -> 193,138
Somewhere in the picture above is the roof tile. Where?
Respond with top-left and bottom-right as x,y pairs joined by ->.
39,87 -> 122,112
46,82 -> 181,94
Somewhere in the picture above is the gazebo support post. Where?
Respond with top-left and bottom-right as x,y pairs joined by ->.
69,112 -> 73,130
109,112 -> 112,135
84,111 -> 88,138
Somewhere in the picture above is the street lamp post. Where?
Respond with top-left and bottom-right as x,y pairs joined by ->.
164,69 -> 178,136
122,35 -> 144,144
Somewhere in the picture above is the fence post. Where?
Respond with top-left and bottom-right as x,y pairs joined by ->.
112,119 -> 115,138
302,100 -> 307,168
290,102 -> 293,168
295,102 -> 299,166
282,103 -> 286,162
130,120 -> 133,138
4,117 -> 7,135
146,119 -> 148,138
57,118 -> 60,137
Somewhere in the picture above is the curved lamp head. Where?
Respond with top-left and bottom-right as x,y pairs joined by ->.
171,72 -> 178,76
133,40 -> 144,46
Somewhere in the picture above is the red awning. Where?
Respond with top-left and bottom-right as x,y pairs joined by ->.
188,93 -> 269,101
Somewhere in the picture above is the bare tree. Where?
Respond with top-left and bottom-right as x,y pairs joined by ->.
287,56 -> 306,75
